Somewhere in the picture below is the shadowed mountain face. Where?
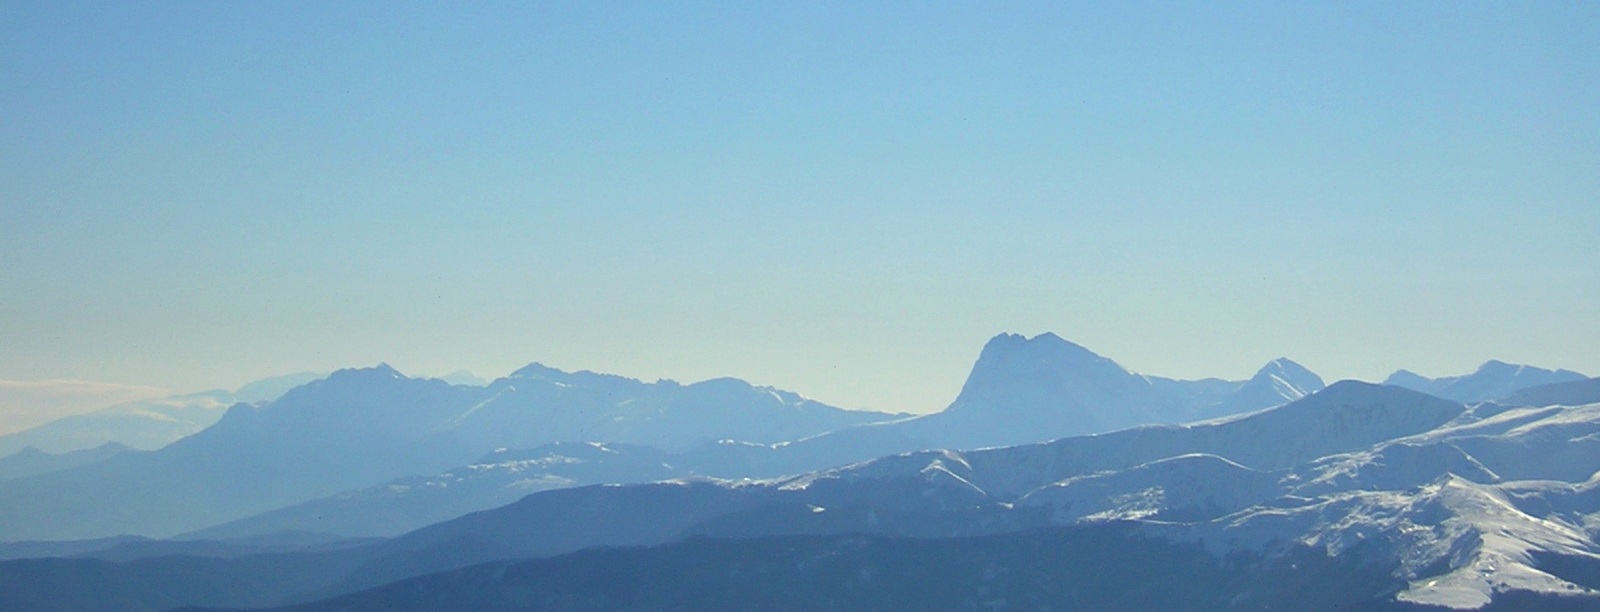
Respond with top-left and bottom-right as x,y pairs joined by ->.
0,365 -> 896,541
211,527 -> 1413,612
1384,361 -> 1587,404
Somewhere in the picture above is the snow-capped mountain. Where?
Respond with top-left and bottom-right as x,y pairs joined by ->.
1,341 -> 1588,609
1158,399 -> 1600,608
935,334 -> 1324,441
269,382 -> 1479,592
183,334 -> 1331,540
5,380 -> 1600,610
1201,356 -> 1324,418
300,383 -> 1600,609
1384,360 -> 1588,404
357,383 -> 1598,609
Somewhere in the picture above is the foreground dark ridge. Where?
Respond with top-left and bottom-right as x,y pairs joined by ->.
181,526 -> 1600,612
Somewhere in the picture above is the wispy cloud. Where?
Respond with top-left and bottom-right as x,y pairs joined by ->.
0,380 -> 172,435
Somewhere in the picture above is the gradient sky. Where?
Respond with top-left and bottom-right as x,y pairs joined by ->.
3,2 -> 1597,419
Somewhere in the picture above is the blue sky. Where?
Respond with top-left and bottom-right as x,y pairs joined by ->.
3,2 -> 1597,418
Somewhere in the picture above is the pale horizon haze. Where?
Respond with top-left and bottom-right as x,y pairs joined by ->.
3,2 -> 1597,423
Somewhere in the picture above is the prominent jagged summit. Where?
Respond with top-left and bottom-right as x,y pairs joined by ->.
945,332 -> 1159,432
1253,357 -> 1324,397
1201,357 -> 1325,419
786,333 -> 1331,458
956,332 -> 1128,395
945,333 -> 1329,434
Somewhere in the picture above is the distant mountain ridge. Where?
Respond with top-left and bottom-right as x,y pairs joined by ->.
0,334 -> 1341,542
241,384 -> 1600,610
1384,360 -> 1587,403
6,333 -> 1584,545
1495,376 -> 1600,409
0,372 -> 324,458
453,363 -> 895,453
0,364 -> 897,541
0,442 -> 133,481
5,372 -> 1600,609
189,334 -> 1333,539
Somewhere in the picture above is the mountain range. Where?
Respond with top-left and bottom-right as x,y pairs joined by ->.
186,333 -> 1331,540
1383,361 -> 1587,404
2,379 -> 1597,610
0,333 -> 1593,610
0,365 -> 897,541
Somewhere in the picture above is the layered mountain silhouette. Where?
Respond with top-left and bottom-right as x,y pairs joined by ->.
0,372 -> 322,458
772,333 -> 1325,469
1496,376 -> 1600,409
3,334 -> 1594,610
189,334 -> 1329,539
0,364 -> 896,541
8,381 -> 1600,610
1384,360 -> 1587,404
0,442 -> 132,481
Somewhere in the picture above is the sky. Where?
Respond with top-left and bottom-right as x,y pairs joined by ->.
2,2 -> 1597,425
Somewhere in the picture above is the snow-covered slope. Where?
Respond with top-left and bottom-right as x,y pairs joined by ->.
340,383 -> 1600,610
181,334 -> 1337,540
7,380 -> 1600,611
782,394 -> 1600,608
1125,401 -> 1600,608
1019,453 -> 1282,523
191,379 -> 1430,540
1201,357 -> 1324,419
